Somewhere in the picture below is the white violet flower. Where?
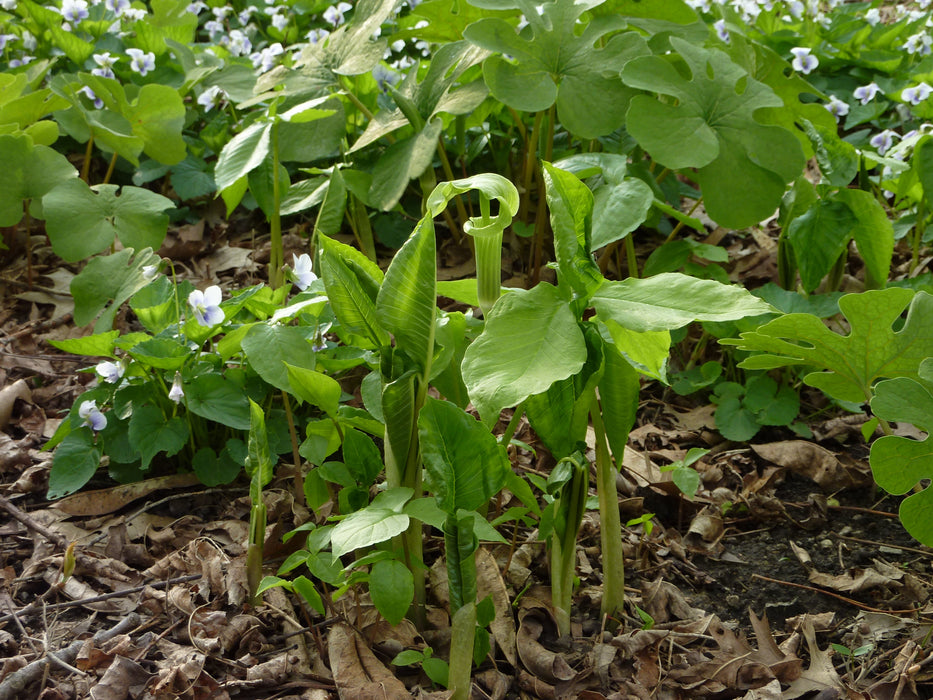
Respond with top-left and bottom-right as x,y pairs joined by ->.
60,0 -> 89,23
713,19 -> 729,43
168,372 -> 184,403
96,360 -> 124,384
824,95 -> 849,119
292,253 -> 317,291
790,47 -> 818,74
78,86 -> 103,109
853,82 -> 880,105
903,82 -> 933,106
251,42 -> 284,72
79,400 -> 107,431
271,11 -> 288,31
197,85 -> 227,112
125,47 -> 155,76
104,0 -> 128,15
188,285 -> 225,326
306,27 -> 329,44
869,130 -> 897,155
323,1 -> 351,26
904,32 -> 932,56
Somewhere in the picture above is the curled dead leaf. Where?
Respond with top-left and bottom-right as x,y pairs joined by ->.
516,597 -> 575,684
328,622 -> 410,700
0,380 -> 31,430
477,547 -> 517,667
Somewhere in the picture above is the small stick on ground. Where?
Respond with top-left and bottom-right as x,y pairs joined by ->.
0,613 -> 140,700
0,574 -> 201,625
0,495 -> 67,549
752,574 -> 922,615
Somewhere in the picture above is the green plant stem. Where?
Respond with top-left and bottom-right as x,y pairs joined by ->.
528,107 -> 555,286
339,76 -> 387,136
551,461 -> 586,637
624,234 -> 639,279
911,201 -> 926,275
827,249 -> 846,293
22,207 -> 33,288
102,152 -> 118,185
346,194 -> 377,262
247,501 -> 267,606
520,111 -> 543,223
448,601 -> 476,700
590,396 -> 625,625
269,120 -> 284,289
664,198 -> 703,243
281,391 -> 302,499
80,137 -> 94,182
498,400 -> 526,447
777,235 -> 796,290
437,138 -> 467,241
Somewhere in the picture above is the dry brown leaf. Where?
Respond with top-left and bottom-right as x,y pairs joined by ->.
619,445 -> 663,487
516,595 -> 575,684
14,269 -> 74,319
748,609 -> 803,683
89,656 -> 152,700
784,612 -> 835,633
751,441 -> 869,490
476,547 -> 517,667
737,679 -> 783,699
640,578 -> 706,624
671,403 -> 717,432
245,652 -> 299,683
517,669 -> 557,699
808,566 -> 898,594
328,622 -> 410,700
52,473 -> 201,516
783,618 -> 846,699
683,506 -> 724,555
0,379 -> 30,430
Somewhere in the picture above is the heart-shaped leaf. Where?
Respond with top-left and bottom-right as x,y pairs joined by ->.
464,0 -> 649,138
43,180 -> 173,262
0,134 -> 77,226
622,37 -> 805,228
870,377 -> 933,546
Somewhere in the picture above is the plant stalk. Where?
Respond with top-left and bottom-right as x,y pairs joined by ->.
551,460 -> 587,637
437,138 -> 468,241
448,601 -> 476,700
80,137 -> 94,182
269,120 -> 284,289
590,396 -> 626,625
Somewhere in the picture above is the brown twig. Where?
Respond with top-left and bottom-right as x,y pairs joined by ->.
836,534 -> 933,557
0,613 -> 140,700
0,574 -> 201,625
828,504 -> 899,519
751,574 -> 924,615
0,495 -> 67,549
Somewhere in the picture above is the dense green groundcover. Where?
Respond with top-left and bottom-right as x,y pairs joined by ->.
5,0 -> 933,692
